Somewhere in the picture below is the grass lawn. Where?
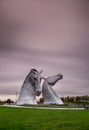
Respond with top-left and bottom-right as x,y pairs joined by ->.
0,106 -> 89,130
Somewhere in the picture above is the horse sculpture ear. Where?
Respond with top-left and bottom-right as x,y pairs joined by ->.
39,70 -> 43,74
31,69 -> 37,74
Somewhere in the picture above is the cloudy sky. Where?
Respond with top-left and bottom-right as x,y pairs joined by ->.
0,0 -> 89,100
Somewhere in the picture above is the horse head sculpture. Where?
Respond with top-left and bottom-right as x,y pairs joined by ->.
46,73 -> 63,85
16,69 -> 42,105
29,69 -> 42,96
42,73 -> 63,105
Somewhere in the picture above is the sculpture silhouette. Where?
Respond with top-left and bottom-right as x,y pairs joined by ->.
42,73 -> 63,104
16,69 -> 42,105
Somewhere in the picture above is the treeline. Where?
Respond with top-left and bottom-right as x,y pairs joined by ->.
61,95 -> 89,102
0,99 -> 14,105
0,95 -> 89,105
39,95 -> 89,104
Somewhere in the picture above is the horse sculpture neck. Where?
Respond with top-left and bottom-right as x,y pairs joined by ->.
42,73 -> 63,105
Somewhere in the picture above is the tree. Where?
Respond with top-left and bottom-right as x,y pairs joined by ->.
39,98 -> 44,103
6,99 -> 12,105
0,100 -> 3,105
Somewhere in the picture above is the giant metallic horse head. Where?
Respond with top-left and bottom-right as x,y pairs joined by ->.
29,69 -> 42,96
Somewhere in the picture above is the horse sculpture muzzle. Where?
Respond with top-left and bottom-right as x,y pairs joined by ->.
57,73 -> 63,80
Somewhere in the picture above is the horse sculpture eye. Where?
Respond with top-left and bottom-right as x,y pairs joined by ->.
34,78 -> 37,81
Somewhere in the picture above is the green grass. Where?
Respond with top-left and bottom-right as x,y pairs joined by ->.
20,103 -> 82,108
0,106 -> 89,130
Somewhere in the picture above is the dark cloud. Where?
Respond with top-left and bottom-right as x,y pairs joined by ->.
0,0 -> 89,98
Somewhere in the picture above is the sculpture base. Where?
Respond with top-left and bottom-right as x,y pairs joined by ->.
44,98 -> 63,105
16,100 -> 37,105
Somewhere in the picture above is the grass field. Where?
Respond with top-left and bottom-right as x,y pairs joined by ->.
0,106 -> 89,130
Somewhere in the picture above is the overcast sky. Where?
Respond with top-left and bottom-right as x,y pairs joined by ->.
0,0 -> 89,100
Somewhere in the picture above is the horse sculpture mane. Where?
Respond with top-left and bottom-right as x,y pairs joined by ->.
16,69 -> 42,105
